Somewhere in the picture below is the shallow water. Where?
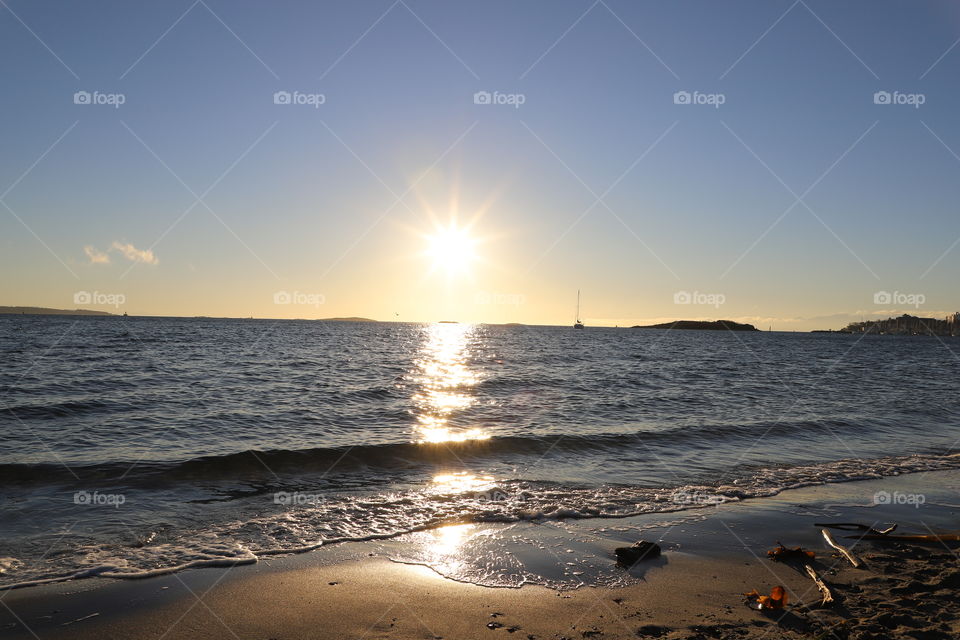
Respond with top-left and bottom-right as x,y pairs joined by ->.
1,315 -> 959,588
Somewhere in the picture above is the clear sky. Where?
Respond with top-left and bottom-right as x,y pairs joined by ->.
2,0 -> 960,329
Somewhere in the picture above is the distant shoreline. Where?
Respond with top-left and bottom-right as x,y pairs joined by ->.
0,306 -> 114,316
6,307 -> 958,335
0,311 -> 759,332
0,307 -> 378,322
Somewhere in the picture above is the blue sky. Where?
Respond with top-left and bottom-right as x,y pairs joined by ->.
2,0 -> 960,328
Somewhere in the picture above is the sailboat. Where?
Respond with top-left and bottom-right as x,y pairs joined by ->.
574,290 -> 585,329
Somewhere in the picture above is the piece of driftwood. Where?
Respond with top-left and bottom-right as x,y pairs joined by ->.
821,529 -> 861,567
804,564 -> 834,606
816,522 -> 959,542
815,522 -> 896,536
845,533 -> 960,542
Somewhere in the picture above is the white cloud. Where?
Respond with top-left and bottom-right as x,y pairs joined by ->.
111,241 -> 158,265
84,245 -> 111,264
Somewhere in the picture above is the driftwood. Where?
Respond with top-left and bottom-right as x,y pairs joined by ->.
804,564 -> 834,607
815,522 -> 960,543
846,533 -> 960,542
821,529 -> 862,567
815,522 -> 897,536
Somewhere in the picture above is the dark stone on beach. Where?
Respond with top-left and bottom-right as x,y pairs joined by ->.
614,541 -> 661,565
636,624 -> 668,637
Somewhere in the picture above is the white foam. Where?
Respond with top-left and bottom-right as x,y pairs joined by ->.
3,453 -> 959,591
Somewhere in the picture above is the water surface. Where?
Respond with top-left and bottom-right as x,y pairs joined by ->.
1,316 -> 958,588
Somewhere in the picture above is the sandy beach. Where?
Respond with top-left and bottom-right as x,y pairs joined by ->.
3,471 -> 958,640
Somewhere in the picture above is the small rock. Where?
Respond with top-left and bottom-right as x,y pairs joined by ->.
614,541 -> 661,565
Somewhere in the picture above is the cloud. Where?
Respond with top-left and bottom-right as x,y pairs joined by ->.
84,245 -> 111,265
111,241 -> 158,265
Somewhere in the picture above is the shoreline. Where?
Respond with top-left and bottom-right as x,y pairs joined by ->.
3,470 -> 958,639
3,451 -> 959,593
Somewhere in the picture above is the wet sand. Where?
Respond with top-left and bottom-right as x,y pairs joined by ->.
3,471 -> 958,639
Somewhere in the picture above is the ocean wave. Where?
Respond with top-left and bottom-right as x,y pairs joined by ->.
4,399 -> 115,420
1,452 -> 959,591
0,416 -> 931,487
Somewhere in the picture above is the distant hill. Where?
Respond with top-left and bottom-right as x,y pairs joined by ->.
632,320 -> 760,332
0,306 -> 114,316
833,313 -> 960,337
318,317 -> 377,322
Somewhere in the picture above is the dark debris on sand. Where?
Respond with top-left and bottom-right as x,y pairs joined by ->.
621,542 -> 958,640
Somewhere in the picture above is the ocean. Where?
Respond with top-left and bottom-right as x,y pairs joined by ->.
1,315 -> 959,589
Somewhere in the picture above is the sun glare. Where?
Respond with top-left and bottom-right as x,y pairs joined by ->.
425,223 -> 477,277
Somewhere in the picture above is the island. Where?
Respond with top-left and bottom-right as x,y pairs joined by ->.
830,313 -> 960,337
631,320 -> 760,331
0,306 -> 114,316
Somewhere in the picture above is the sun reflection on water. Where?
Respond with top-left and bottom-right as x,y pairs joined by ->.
430,523 -> 475,558
410,323 -> 490,444
407,328 -> 493,572
431,472 -> 496,494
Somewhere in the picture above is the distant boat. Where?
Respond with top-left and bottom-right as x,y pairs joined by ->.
574,290 -> 584,329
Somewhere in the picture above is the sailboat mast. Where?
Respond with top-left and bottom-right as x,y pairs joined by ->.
573,290 -> 585,329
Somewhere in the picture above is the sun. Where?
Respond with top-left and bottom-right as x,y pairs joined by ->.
424,223 -> 477,277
